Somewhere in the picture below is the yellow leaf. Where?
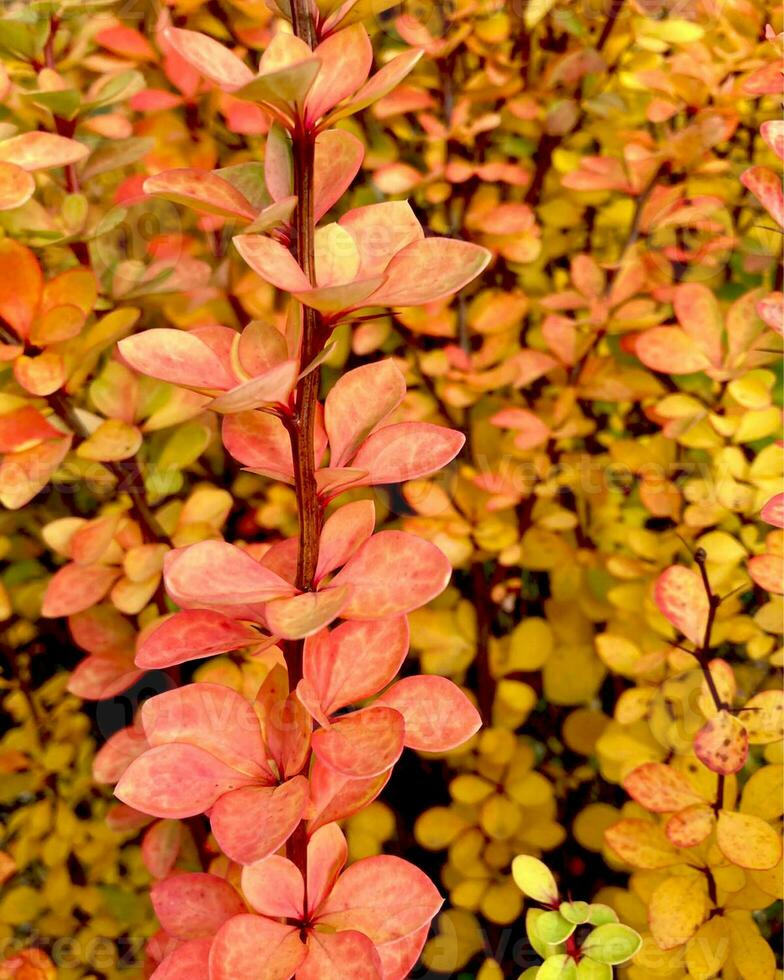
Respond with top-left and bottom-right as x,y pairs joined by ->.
648,873 -> 708,950
684,916 -> 730,980
524,0 -> 557,29
716,810 -> 782,870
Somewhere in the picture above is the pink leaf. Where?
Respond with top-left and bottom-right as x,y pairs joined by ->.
210,777 -> 309,865
233,235 -> 311,292
307,823 -> 347,914
143,169 -> 257,221
375,924 -> 431,980
742,165 -> 784,228
654,565 -> 709,646
150,939 -> 212,980
241,856 -> 304,920
300,930 -> 382,980
151,873 -> 245,940
93,724 -> 147,783
318,855 -> 443,946
265,586 -> 351,640
142,820 -> 182,879
67,656 -> 142,700
761,493 -> 784,529
306,25 -> 372,124
119,328 -> 237,390
349,422 -> 464,484
316,500 -> 376,581
163,27 -> 254,91
207,360 -> 298,414
311,705 -> 404,778
635,326 -> 712,374
369,238 -> 491,307
141,683 -> 269,776
42,563 -> 120,618
164,540 -> 296,608
210,915 -> 306,979
377,676 -> 481,752
116,744 -> 256,819
339,202 -> 423,279
314,130 -> 365,221
136,611 -> 259,669
324,360 -> 406,467
302,617 -> 409,716
222,410 -> 294,482
307,759 -> 390,831
331,530 -> 452,619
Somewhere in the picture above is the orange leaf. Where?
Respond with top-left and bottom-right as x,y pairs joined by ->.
265,586 -> 351,639
163,540 -> 296,608
635,326 -> 712,375
141,682 -> 269,776
42,562 -> 120,618
311,705 -> 404,778
0,240 -> 42,339
377,676 -> 481,752
331,530 -> 452,619
115,743 -> 256,819
151,872 -> 245,940
604,819 -> 680,869
307,760 -> 390,831
143,169 -> 257,221
242,855 -> 304,920
119,328 -> 238,390
349,422 -> 465,485
0,162 -> 34,210
299,930 -> 382,980
694,710 -> 748,775
324,359 -> 405,467
302,617 -> 409,716
742,165 -> 784,228
317,854 -> 443,946
0,132 -> 88,171
305,24 -> 372,125
623,762 -> 704,812
666,803 -> 716,848
209,915 -> 306,980
162,27 -> 254,91
316,500 -> 376,581
136,610 -> 259,669
210,777 -> 309,864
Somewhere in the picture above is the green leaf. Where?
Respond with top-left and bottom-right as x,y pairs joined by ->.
538,911 -> 576,945
527,909 -> 556,960
216,163 -> 270,211
81,138 -> 154,180
234,59 -> 320,111
84,70 -> 145,110
157,422 -> 211,472
576,958 -> 612,980
560,901 -> 591,925
536,954 -> 577,980
512,855 -> 559,904
21,89 -> 81,120
581,924 -> 642,966
587,904 -> 619,926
